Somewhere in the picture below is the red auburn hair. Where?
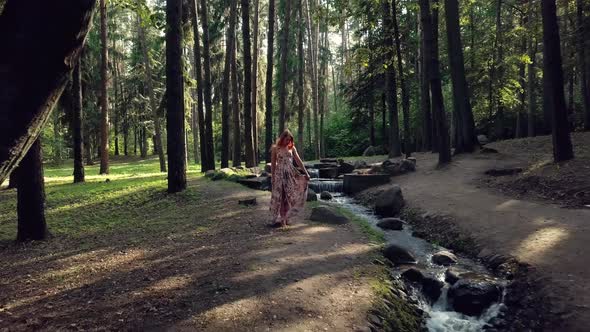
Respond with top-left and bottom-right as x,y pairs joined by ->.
275,129 -> 294,149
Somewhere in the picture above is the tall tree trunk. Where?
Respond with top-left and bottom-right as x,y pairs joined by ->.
419,13 -> 432,151
305,0 -> 321,159
493,0 -> 505,140
542,0 -> 574,162
17,139 -> 48,241
444,0 -> 478,152
221,0 -> 237,169
99,0 -> 110,175
577,0 -> 590,130
8,170 -> 18,189
138,16 -> 166,172
392,0 -> 411,157
200,0 -> 215,171
232,38 -> 242,167
420,0 -> 451,164
72,61 -> 85,183
265,0 -> 275,163
278,0 -> 292,134
242,0 -> 256,167
52,109 -> 62,164
252,0 -> 260,162
0,0 -> 95,183
527,3 -> 537,137
383,0 -> 401,157
382,92 -> 387,149
516,13 -> 527,139
166,0 -> 187,192
297,0 -> 305,153
190,0 -> 207,168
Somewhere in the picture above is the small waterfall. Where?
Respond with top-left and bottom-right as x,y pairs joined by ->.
308,169 -> 319,179
308,180 -> 343,193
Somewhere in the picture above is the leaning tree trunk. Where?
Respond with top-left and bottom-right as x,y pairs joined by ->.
542,0 -> 574,162
242,0 -> 256,168
72,60 -> 85,183
297,0 -> 305,153
7,170 -> 18,189
383,0 -> 401,158
265,0 -> 276,163
200,0 -> 215,171
166,0 -> 187,193
138,16 -> 166,172
220,0 -> 237,169
0,0 -> 96,184
392,0 -> 411,157
99,0 -> 110,175
444,0 -> 477,153
278,0 -> 293,134
420,0 -> 451,164
17,139 -> 48,242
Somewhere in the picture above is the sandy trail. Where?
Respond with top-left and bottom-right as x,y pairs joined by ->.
393,151 -> 590,331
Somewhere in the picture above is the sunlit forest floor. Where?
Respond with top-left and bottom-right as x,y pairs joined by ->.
0,157 -> 380,331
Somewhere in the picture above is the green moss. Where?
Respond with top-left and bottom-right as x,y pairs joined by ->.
333,205 -> 386,244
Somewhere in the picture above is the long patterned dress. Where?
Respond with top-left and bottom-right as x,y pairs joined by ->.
270,147 -> 308,221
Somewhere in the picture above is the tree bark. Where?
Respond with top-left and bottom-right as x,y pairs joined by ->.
200,0 -> 215,171
189,0 -> 207,169
166,0 -> 187,192
265,0 -> 275,163
72,60 -> 85,183
138,15 -> 166,172
221,0 -> 238,168
0,0 -> 96,184
542,0 -> 574,162
232,37 -> 242,167
17,139 -> 48,241
419,15 -> 432,151
99,0 -> 109,174
420,0 -> 451,164
305,0 -> 321,159
297,0 -> 305,154
278,0 -> 293,134
252,0 -> 260,162
392,0 -> 411,157
444,0 -> 478,153
383,0 -> 401,158
242,0 -> 256,167
577,0 -> 590,130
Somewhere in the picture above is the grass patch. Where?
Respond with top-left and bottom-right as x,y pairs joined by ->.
334,206 -> 385,244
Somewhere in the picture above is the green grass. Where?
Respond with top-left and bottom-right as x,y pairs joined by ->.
0,157 -> 208,243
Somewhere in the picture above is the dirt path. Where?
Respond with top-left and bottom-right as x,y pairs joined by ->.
0,179 -> 378,331
393,151 -> 590,331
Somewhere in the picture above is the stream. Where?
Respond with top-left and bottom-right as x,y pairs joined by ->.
309,178 -> 506,332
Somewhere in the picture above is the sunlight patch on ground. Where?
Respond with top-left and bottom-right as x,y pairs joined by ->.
145,275 -> 193,293
494,199 -> 522,211
514,225 -> 569,263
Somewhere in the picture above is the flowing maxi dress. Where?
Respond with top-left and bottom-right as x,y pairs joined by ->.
269,147 -> 308,221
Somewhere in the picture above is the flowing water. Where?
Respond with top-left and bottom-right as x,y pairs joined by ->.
314,187 -> 506,332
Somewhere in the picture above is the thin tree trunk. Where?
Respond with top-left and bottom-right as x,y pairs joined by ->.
17,139 -> 48,241
444,0 -> 477,152
200,0 -> 215,171
166,0 -> 187,192
542,0 -> 574,162
382,92 -> 387,149
516,13 -> 527,139
297,0 -> 305,154
138,16 -> 166,172
527,2 -> 537,137
221,0 -> 237,169
577,0 -> 590,130
420,0 -> 451,164
392,0 -> 411,157
190,0 -> 207,169
242,0 -> 256,167
252,0 -> 260,162
232,38 -> 242,167
278,0 -> 292,134
383,0 -> 401,157
99,0 -> 109,174
305,0 -> 320,159
72,61 -> 85,183
419,16 -> 432,151
265,0 -> 275,163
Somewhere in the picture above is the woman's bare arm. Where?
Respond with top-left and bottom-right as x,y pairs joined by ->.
293,147 -> 310,179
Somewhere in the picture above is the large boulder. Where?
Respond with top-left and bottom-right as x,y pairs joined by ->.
448,275 -> 503,316
376,218 -> 404,230
320,191 -> 333,200
383,244 -> 417,265
353,160 -> 369,169
307,189 -> 318,202
318,167 -> 339,179
343,174 -> 391,194
374,185 -> 405,217
320,158 -> 338,163
338,162 -> 355,174
478,135 -> 489,145
401,268 -> 424,283
314,162 -> 338,169
422,276 -> 444,303
432,250 -> 458,266
309,206 -> 350,225
369,163 -> 383,174
382,159 -> 416,176
363,146 -> 377,156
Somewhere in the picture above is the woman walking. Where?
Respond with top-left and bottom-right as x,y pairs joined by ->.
270,129 -> 311,227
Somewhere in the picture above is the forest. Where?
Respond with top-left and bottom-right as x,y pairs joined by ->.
0,0 -> 589,330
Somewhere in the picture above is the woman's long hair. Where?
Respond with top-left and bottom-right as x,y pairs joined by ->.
275,129 -> 294,150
